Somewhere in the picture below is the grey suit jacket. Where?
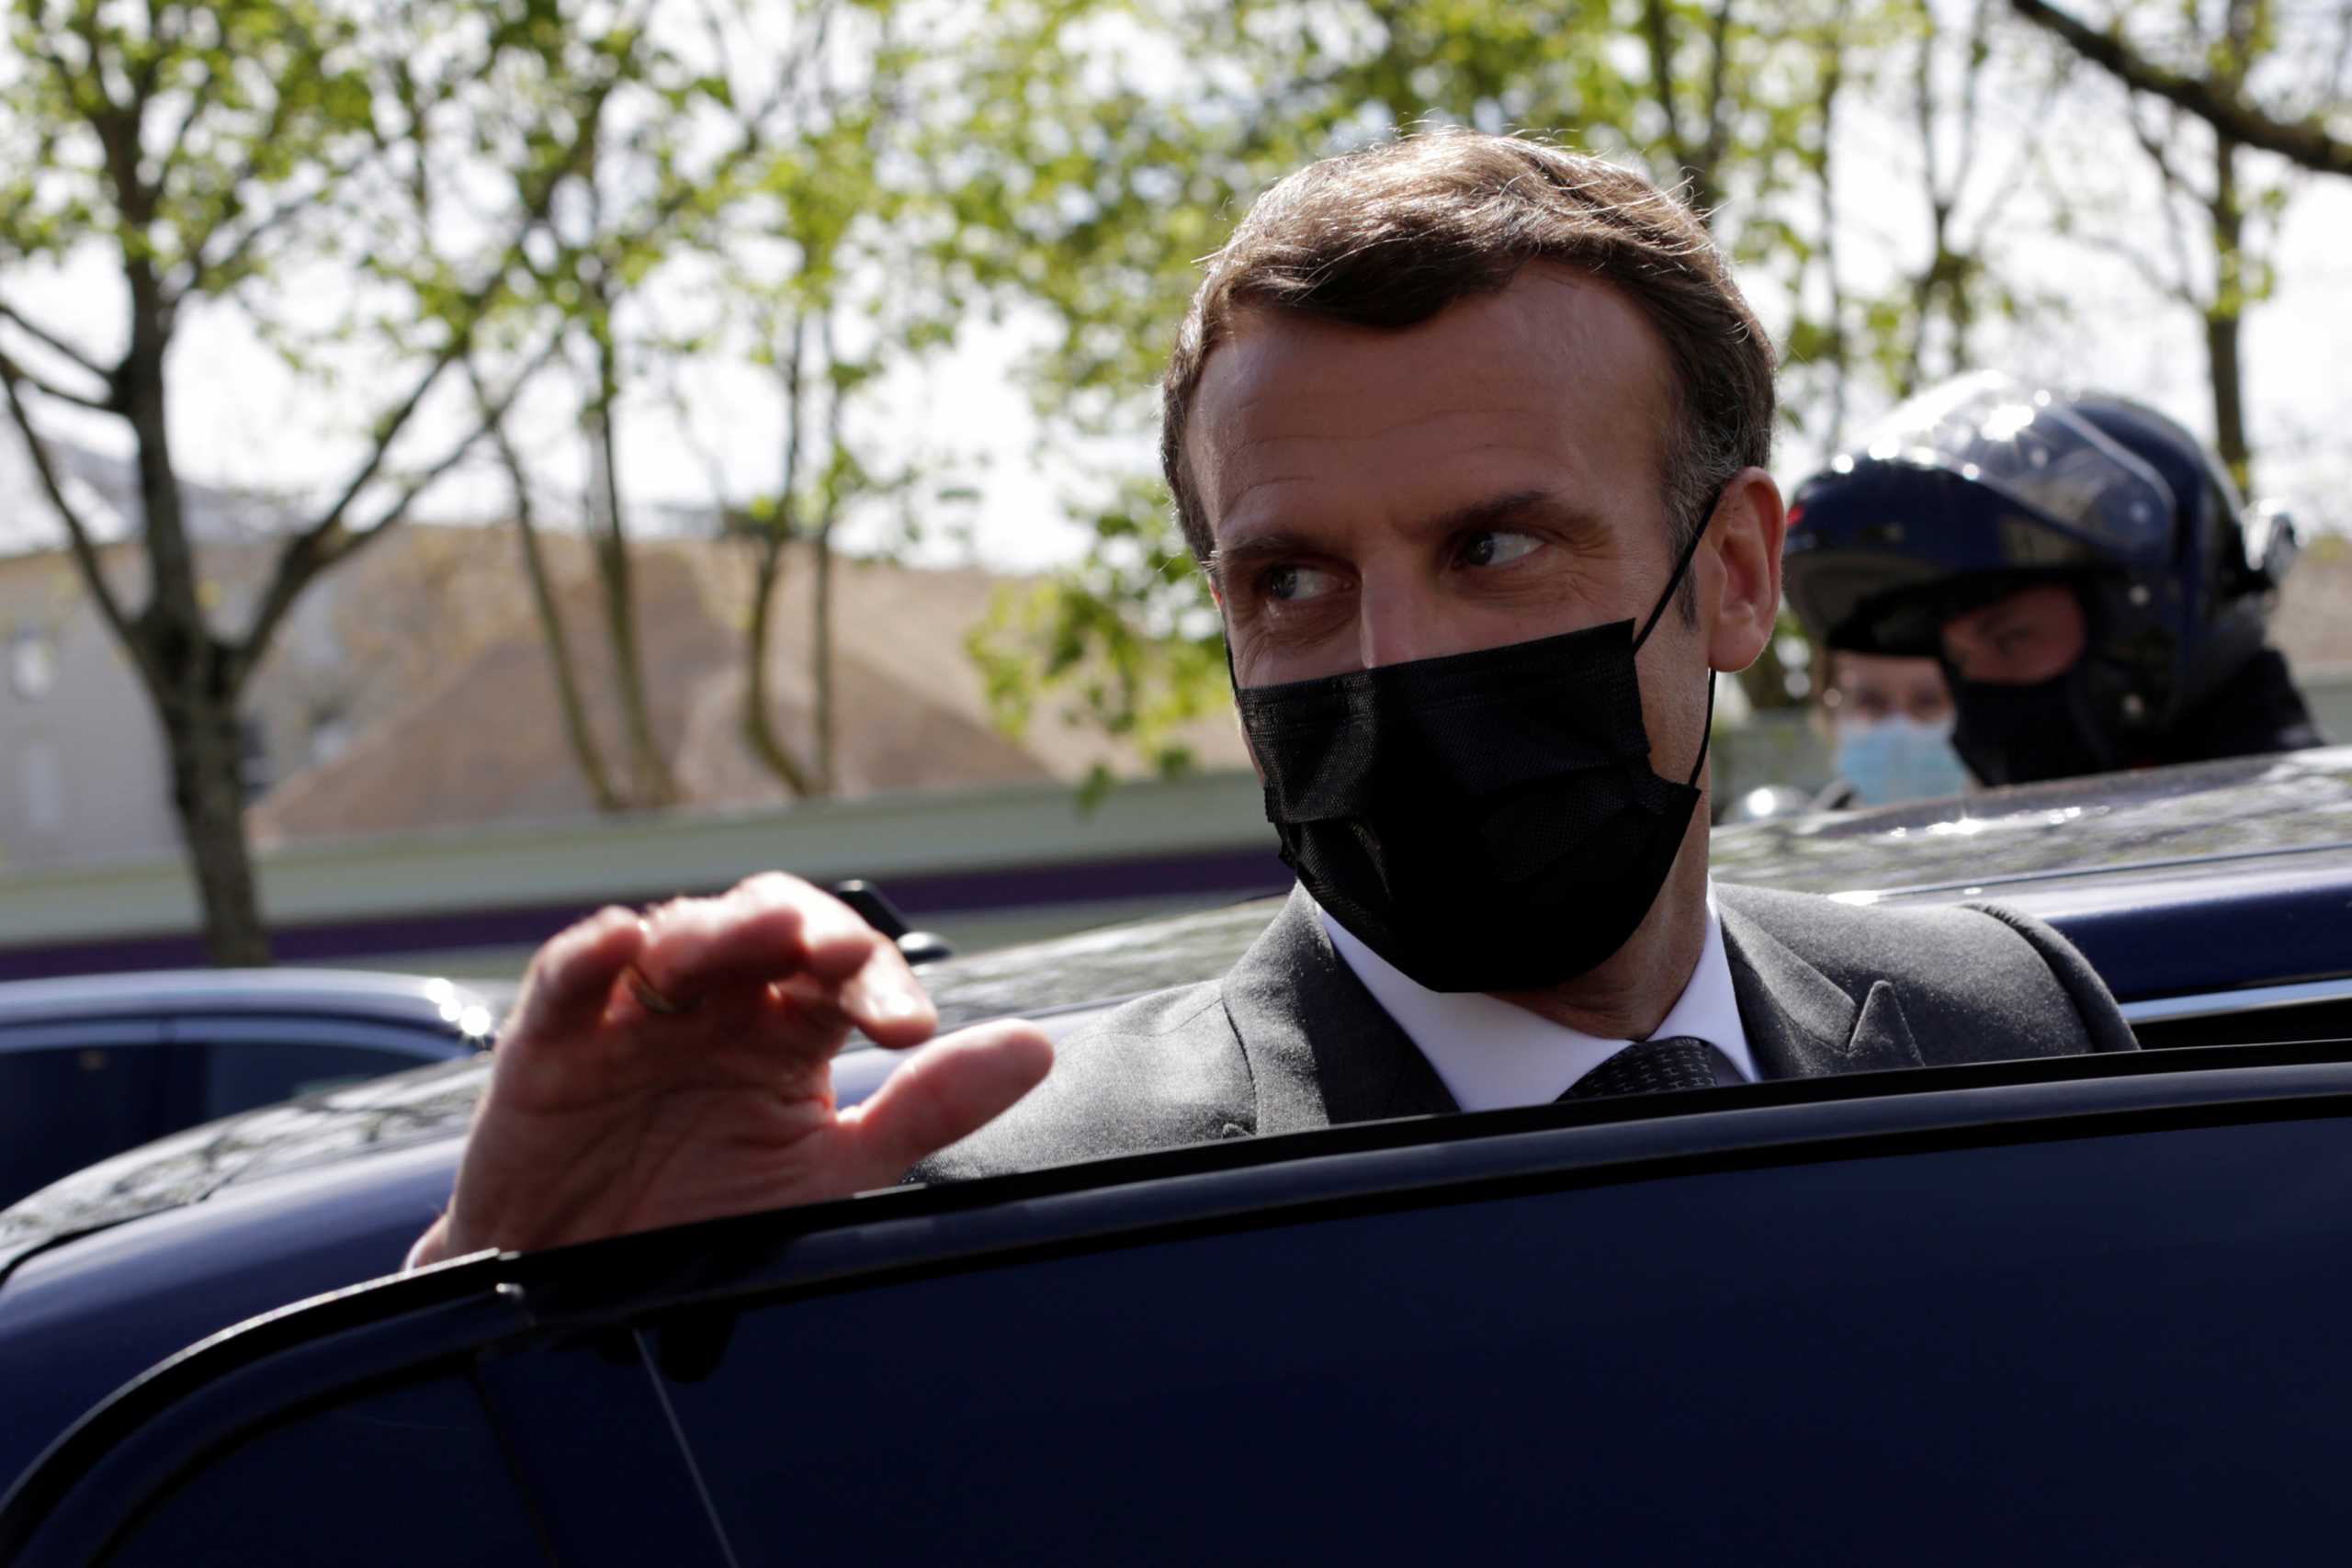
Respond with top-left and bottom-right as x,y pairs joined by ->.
915,882 -> 2137,1182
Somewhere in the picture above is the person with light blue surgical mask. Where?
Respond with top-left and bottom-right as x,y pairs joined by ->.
1816,650 -> 1970,808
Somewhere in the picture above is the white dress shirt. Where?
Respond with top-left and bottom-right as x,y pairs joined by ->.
1316,883 -> 1756,1111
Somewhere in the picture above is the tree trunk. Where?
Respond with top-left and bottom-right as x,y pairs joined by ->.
742,526 -> 817,795
483,386 -> 626,812
811,316 -> 842,791
1816,4 -> 1851,450
2205,136 -> 2254,495
160,684 -> 272,964
585,312 -> 679,807
741,312 -> 822,798
1640,0 -> 1734,218
812,498 -> 836,791
119,268 -> 274,964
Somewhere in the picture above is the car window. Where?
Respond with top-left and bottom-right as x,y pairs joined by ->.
0,1030 -> 172,1206
2128,992 -> 2352,1051
189,1038 -> 437,1122
96,1370 -> 545,1568
640,1112 -> 2352,1563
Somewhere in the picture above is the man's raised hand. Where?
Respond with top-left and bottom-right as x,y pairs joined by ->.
406,874 -> 1053,1268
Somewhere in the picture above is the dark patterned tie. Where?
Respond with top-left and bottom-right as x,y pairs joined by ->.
1560,1036 -> 1725,1100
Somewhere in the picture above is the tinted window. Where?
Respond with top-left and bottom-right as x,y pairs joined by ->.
0,1038 -> 171,1204
655,1115 -> 2352,1563
2132,998 -> 2352,1050
100,1371 -> 546,1568
194,1039 -> 435,1122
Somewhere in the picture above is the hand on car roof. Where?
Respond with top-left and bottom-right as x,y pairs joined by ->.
406,874 -> 1054,1269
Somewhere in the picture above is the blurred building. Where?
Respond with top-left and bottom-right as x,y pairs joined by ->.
248,527 -> 1253,845
0,428 -> 1250,874
6,423 -> 2349,892
0,431 -> 316,871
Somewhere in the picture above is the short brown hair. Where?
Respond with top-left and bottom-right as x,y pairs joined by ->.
1161,130 -> 1775,581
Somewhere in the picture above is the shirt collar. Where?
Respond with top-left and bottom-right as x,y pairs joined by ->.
1314,882 -> 1756,1111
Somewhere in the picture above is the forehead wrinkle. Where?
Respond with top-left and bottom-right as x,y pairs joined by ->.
1223,395 -> 1561,453
1194,268 -> 1677,537
1214,430 -> 1589,525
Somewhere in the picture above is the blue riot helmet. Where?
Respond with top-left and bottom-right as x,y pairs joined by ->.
1782,373 -> 2298,784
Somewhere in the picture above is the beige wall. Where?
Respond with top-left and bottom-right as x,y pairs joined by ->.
0,541 -> 345,872
0,549 -> 175,869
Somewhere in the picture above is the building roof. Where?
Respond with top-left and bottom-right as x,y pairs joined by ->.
0,428 -> 307,558
249,526 -> 1248,844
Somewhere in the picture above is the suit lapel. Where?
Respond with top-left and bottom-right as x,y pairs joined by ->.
1719,898 -> 1925,1079
1222,886 -> 1459,1134
1227,886 -> 1927,1111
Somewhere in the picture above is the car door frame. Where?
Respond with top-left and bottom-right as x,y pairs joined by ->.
11,1036 -> 2352,1565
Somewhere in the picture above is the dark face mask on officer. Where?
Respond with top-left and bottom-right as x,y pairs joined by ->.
1936,580 -> 2121,785
1230,509 -> 1719,995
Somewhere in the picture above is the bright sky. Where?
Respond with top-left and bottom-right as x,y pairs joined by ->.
4,29 -> 2348,577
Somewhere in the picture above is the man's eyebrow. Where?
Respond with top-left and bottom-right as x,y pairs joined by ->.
1204,530 -> 1321,588
1417,488 -> 1598,538
1207,490 -> 1600,582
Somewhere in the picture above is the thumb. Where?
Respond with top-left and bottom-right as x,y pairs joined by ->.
837,1020 -> 1054,1188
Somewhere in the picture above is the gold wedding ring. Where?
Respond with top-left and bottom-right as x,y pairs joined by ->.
625,964 -> 701,1017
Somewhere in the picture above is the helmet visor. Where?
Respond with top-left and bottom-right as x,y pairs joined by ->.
1844,371 -> 2175,563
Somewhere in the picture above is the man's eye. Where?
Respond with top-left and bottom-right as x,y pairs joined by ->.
1262,563 -> 1340,603
1457,530 -> 1543,569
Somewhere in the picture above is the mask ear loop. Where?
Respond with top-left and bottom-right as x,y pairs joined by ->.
1687,672 -> 1715,789
1631,485 -> 1728,790
1633,487 -> 1723,652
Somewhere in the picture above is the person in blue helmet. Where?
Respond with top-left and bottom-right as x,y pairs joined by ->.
1781,372 -> 2319,786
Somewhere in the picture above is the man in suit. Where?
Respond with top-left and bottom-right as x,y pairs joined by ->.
407,132 -> 2132,1269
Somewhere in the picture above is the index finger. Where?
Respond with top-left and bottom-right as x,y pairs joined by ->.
505,905 -> 646,1043
639,873 -> 934,1042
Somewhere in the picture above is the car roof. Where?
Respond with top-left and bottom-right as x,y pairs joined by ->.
9,749 -> 2351,1310
1710,745 -> 2352,897
0,967 -> 503,1032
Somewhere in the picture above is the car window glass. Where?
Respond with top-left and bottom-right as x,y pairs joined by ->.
652,1114 -> 2352,1563
97,1370 -> 547,1568
2131,997 -> 2352,1050
193,1040 -> 434,1122
0,1039 -> 172,1206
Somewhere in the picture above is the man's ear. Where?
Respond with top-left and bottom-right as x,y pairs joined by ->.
1704,467 -> 1787,674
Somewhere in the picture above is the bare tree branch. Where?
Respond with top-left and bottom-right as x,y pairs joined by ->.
0,348 -> 114,412
234,330 -> 565,677
472,352 -> 626,812
175,144 -> 387,307
2074,222 -> 2199,305
2129,104 -> 2206,302
0,355 -> 138,648
1959,44 -> 2074,242
238,110 -> 618,666
0,300 -> 114,380
1642,0 -> 1695,185
2009,0 -> 2352,177
150,44 -> 222,185
1948,0 -> 1996,200
1814,0 -> 1851,450
1696,0 -> 1737,192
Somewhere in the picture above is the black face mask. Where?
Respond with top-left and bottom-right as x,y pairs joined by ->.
1232,524 -> 1714,994
1947,667 -> 2120,785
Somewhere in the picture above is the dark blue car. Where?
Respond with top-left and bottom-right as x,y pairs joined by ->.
6,750 -> 2352,1562
0,967 -> 502,1208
